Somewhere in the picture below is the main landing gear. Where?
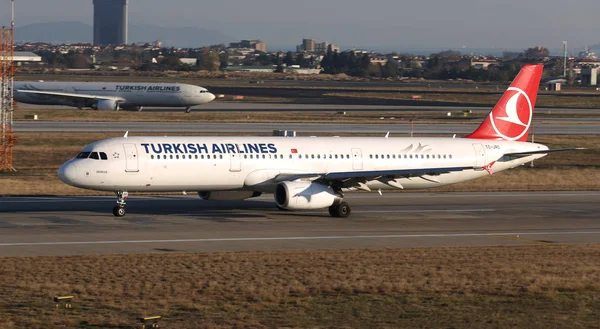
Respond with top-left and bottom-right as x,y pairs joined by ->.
328,202 -> 351,218
112,191 -> 128,217
185,107 -> 192,113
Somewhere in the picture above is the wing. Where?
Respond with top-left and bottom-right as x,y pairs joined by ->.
16,90 -> 125,102
274,166 -> 474,191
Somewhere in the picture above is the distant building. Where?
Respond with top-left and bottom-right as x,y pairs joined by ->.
297,39 -> 338,53
302,38 -> 315,52
229,40 -> 266,53
93,0 -> 128,45
470,59 -> 499,69
315,42 -> 340,53
581,67 -> 599,86
0,51 -> 42,64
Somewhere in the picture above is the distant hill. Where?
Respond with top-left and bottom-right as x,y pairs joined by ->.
15,21 -> 236,47
16,21 -> 93,44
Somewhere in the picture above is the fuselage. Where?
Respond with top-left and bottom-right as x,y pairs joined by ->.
58,136 -> 549,193
13,81 -> 215,108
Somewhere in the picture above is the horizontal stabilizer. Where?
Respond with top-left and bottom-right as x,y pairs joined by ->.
504,148 -> 586,157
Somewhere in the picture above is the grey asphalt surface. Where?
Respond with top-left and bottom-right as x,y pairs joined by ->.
13,120 -> 600,135
0,192 -> 598,257
17,102 -> 600,113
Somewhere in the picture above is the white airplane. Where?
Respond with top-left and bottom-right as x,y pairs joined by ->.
14,81 -> 215,112
58,64 -> 580,217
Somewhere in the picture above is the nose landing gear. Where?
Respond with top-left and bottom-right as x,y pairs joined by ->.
112,191 -> 128,217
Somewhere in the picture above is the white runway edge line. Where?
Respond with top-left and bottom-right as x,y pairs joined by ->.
1,231 -> 599,247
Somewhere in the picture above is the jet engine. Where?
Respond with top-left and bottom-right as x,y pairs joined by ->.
93,99 -> 120,111
275,181 -> 342,210
198,191 -> 262,201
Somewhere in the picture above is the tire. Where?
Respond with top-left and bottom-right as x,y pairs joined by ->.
329,202 -> 351,218
113,206 -> 126,217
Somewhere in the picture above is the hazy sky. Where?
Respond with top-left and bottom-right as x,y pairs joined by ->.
1,0 -> 599,51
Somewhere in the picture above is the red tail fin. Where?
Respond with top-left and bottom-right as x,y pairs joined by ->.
465,64 -> 543,142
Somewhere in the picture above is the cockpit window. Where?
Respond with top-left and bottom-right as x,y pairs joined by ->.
100,152 -> 108,160
89,152 -> 100,160
76,152 -> 91,159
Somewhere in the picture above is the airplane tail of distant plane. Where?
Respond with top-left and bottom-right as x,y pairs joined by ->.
465,64 -> 543,142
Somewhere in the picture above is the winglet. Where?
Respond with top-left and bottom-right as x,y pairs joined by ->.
124,131 -> 129,138
385,132 -> 390,138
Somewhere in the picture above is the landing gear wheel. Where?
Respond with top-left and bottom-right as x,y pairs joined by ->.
113,191 -> 128,217
328,202 -> 351,218
113,206 -> 126,217
185,107 -> 192,113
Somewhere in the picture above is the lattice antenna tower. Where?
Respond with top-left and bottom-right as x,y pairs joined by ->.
0,0 -> 16,172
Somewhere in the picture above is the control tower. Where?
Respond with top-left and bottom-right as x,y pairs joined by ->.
93,0 -> 128,45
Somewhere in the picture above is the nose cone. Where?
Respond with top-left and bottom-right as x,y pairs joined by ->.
206,92 -> 216,103
58,162 -> 78,186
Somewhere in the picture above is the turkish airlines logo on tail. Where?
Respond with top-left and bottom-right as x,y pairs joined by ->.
489,87 -> 532,141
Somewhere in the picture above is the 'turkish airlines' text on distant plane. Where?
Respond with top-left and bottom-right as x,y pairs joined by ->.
58,64 -> 581,217
14,81 -> 215,112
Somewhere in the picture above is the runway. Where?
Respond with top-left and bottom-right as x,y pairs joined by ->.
0,191 -> 599,256
13,121 -> 600,134
17,101 -> 600,113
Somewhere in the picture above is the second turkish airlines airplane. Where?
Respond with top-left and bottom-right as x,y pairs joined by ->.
58,64 -> 578,217
14,81 -> 215,112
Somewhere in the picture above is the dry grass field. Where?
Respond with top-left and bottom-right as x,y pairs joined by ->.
0,133 -> 598,196
0,245 -> 599,328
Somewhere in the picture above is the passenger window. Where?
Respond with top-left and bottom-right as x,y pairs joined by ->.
151,155 -> 154,159
335,155 -> 338,159
100,152 -> 108,160
449,155 -> 453,159
195,155 -> 198,159
89,152 -> 100,160
346,155 -> 350,159
170,155 -> 173,159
